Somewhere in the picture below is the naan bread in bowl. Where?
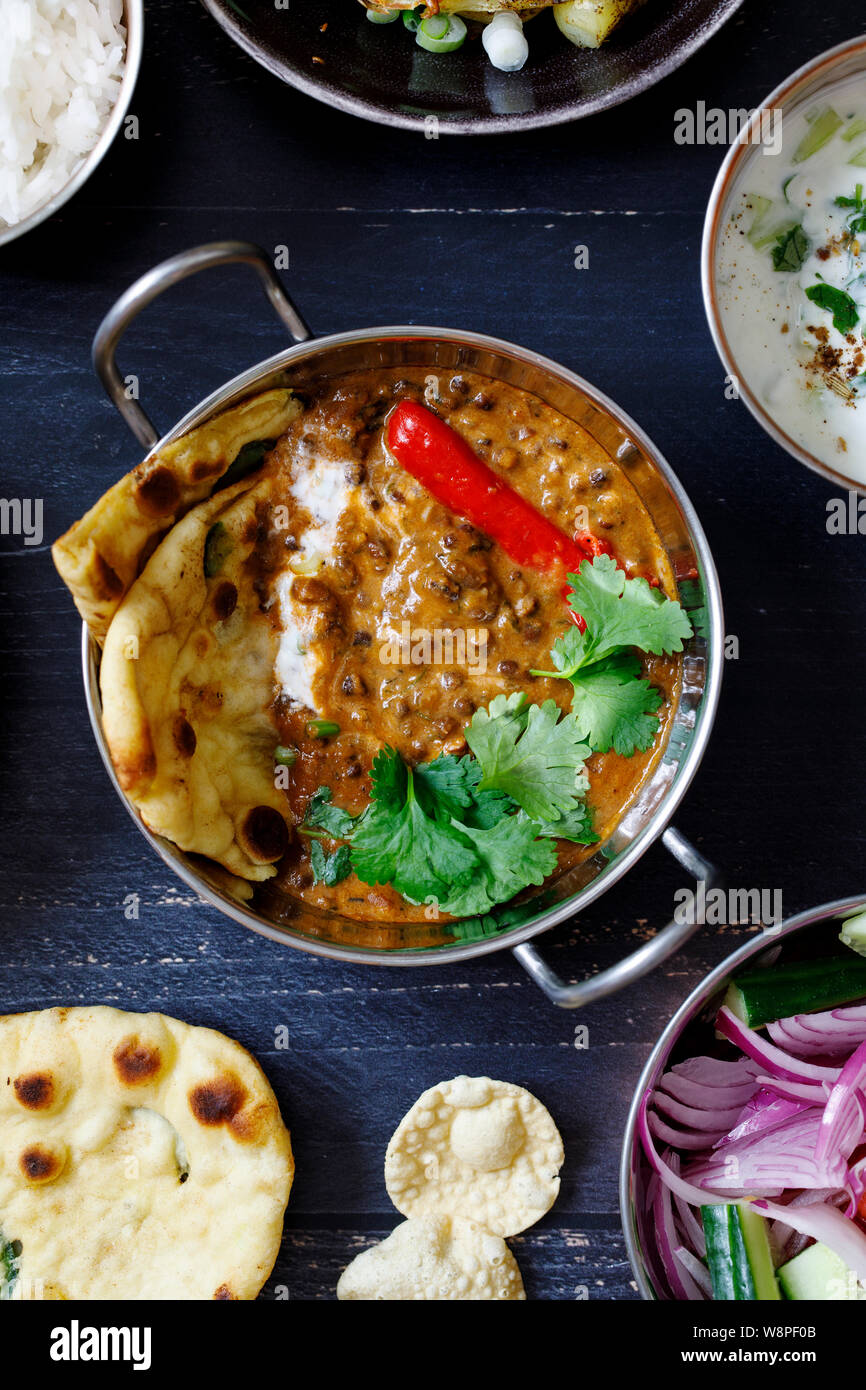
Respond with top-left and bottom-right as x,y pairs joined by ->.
99,475 -> 291,882
0,1006 -> 293,1301
52,389 -> 300,643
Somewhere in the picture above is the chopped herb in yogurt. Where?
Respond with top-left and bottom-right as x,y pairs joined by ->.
717,77 -> 866,479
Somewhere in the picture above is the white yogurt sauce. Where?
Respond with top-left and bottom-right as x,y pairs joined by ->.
716,75 -> 866,481
273,450 -> 354,712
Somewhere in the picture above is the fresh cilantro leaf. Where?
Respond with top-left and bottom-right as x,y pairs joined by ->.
465,694 -> 591,823
566,651 -> 664,756
301,786 -> 357,840
448,892 -> 555,944
309,839 -> 352,887
771,224 -> 810,272
0,1239 -> 20,1294
805,282 -> 860,334
532,800 -> 598,845
350,750 -> 478,905
413,754 -> 480,820
347,741 -> 580,917
529,557 -> 691,757
435,812 -> 556,918
414,754 -> 515,829
562,555 -> 694,663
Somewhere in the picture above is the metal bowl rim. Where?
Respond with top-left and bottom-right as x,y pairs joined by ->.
701,33 -> 866,496
83,321 -> 724,966
619,891 -> 866,1300
200,0 -> 746,137
0,0 -> 144,250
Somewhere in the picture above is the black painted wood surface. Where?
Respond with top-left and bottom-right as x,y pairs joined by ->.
0,0 -> 863,1301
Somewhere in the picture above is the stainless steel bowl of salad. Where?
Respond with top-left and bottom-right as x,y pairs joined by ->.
621,895 -> 866,1301
702,35 -> 866,493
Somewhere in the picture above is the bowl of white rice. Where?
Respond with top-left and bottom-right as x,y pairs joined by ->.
0,0 -> 143,246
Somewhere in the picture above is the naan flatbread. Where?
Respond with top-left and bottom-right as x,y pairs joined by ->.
99,476 -> 291,881
0,1007 -> 293,1301
53,389 -> 300,643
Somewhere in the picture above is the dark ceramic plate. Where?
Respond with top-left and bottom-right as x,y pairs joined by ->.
201,0 -> 746,135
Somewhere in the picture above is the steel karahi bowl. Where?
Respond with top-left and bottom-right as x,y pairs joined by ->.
82,240 -> 724,1002
620,894 -> 866,1299
0,0 -> 144,250
701,34 -> 866,495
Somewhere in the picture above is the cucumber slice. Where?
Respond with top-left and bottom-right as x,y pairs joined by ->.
724,954 -> 866,1028
702,1204 -> 780,1301
746,196 -> 798,251
793,107 -> 843,163
840,910 -> 866,958
778,1242 -> 866,1300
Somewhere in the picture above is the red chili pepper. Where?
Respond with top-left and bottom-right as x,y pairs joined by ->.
574,530 -> 616,561
386,400 -> 591,626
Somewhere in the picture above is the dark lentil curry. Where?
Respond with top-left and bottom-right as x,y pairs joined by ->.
261,368 -> 681,923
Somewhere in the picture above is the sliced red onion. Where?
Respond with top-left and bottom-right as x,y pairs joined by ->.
675,1245 -> 711,1298
674,1191 -> 706,1257
752,1073 -> 832,1105
751,1198 -> 866,1282
650,1110 -> 728,1150
816,1038 -> 866,1168
637,1091 -> 737,1207
654,1155 -> 703,1300
768,1006 -> 866,1059
653,1088 -> 749,1132
846,1157 -> 866,1217
657,1054 -> 761,1110
686,1109 -> 839,1195
717,1007 -> 841,1084
716,1087 -> 812,1146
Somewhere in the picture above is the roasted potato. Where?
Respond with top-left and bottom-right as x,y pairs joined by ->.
553,0 -> 647,48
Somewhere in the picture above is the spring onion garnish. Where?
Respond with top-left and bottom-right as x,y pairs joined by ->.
306,719 -> 340,739
402,6 -> 424,31
481,11 -> 529,73
365,5 -> 399,21
274,745 -> 298,767
416,13 -> 467,54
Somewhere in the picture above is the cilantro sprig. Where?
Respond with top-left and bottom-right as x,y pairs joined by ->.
530,555 -> 693,756
296,695 -> 597,916
464,692 -> 591,822
292,557 -> 692,915
805,281 -> 860,335
771,224 -> 810,273
835,182 -> 866,237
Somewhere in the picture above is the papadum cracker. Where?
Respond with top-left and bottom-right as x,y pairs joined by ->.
384,1075 -> 563,1238
337,1216 -> 525,1302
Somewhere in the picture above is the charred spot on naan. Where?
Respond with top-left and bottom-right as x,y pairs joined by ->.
13,1073 -> 55,1111
19,1144 -> 65,1185
112,1036 -> 165,1087
52,389 -> 302,642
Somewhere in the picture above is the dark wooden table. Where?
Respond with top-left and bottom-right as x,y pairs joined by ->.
0,0 -> 863,1301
